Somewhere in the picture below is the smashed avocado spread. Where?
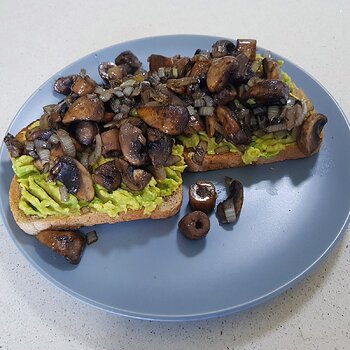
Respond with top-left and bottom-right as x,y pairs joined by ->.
13,145 -> 186,218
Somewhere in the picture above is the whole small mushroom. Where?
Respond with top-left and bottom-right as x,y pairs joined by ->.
73,121 -> 98,146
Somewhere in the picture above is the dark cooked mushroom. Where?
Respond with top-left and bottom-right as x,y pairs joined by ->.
62,96 -> 105,124
211,40 -> 235,58
147,54 -> 175,73
73,121 -> 98,146
147,128 -> 172,167
206,56 -> 238,93
213,85 -> 237,105
71,75 -> 96,96
242,80 -> 290,106
263,58 -> 281,80
297,113 -> 328,156
54,75 -> 76,95
217,178 -> 244,224
98,62 -> 116,81
50,156 -> 95,201
236,39 -> 257,61
26,127 -> 54,142
36,230 -> 86,264
4,133 -> 24,158
178,211 -> 210,240
189,181 -> 217,213
93,161 -> 122,191
115,51 -> 142,74
119,123 -> 148,166
230,53 -> 254,83
115,158 -> 152,191
101,128 -> 121,156
188,60 -> 211,79
183,114 -> 206,136
137,105 -> 190,135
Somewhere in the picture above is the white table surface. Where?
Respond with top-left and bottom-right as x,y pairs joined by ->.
0,1 -> 349,349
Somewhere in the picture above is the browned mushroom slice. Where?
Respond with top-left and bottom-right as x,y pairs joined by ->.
174,57 -> 192,77
62,96 -> 105,124
147,128 -> 172,167
188,60 -> 211,79
73,121 -> 98,146
101,128 -> 121,156
206,56 -> 238,93
212,40 -> 236,58
297,113 -> 328,156
115,158 -> 152,192
54,75 -> 77,95
36,230 -> 86,264
148,54 -> 175,73
166,77 -> 199,94
93,161 -> 122,191
213,85 -> 237,105
231,53 -> 254,83
115,51 -> 142,74
183,114 -> 205,136
119,123 -> 148,166
4,133 -> 24,158
263,58 -> 281,80
236,39 -> 257,61
71,75 -> 96,96
242,80 -> 290,106
137,105 -> 190,135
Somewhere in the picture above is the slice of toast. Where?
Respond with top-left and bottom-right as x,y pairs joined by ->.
9,177 -> 183,235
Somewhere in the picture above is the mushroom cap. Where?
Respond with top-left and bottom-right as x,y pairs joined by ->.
178,211 -> 211,240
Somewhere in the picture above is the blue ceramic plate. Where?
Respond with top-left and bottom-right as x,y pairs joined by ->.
1,35 -> 350,321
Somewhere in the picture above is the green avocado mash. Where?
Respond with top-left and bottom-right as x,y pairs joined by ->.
13,144 -> 186,218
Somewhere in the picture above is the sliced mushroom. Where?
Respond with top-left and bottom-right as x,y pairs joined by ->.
4,133 -> 24,158
213,85 -> 237,105
54,75 -> 76,95
236,39 -> 257,61
93,161 -> 122,191
217,178 -> 244,224
50,156 -> 95,201
263,58 -> 281,80
173,57 -> 192,77
119,123 -> 148,166
297,113 -> 328,156
242,80 -> 290,106
62,96 -> 105,124
148,54 -> 175,73
206,56 -> 238,93
147,128 -> 172,167
115,51 -> 142,74
178,211 -> 210,240
166,77 -> 199,94
71,75 -> 96,96
189,181 -> 217,213
115,158 -> 152,192
26,127 -> 54,142
183,114 -> 206,136
101,128 -> 121,156
36,230 -> 86,264
230,53 -> 254,83
73,121 -> 98,146
137,105 -> 190,135
212,40 -> 236,58
98,62 -> 116,81
188,60 -> 211,79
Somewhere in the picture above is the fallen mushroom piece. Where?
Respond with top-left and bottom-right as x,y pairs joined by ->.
236,39 -> 257,61
54,75 -> 76,95
36,230 -> 86,264
62,96 -> 105,124
297,113 -> 328,156
242,80 -> 290,106
178,211 -> 211,240
93,161 -> 122,191
206,56 -> 238,93
217,178 -> 244,224
137,105 -> 190,135
119,123 -> 148,166
147,128 -> 172,167
4,133 -> 24,158
212,40 -> 236,58
189,181 -> 217,214
71,75 -> 96,96
263,58 -> 281,80
101,128 -> 121,156
73,121 -> 98,146
115,51 -> 142,74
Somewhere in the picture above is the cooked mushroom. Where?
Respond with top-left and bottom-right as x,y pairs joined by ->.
297,113 -> 328,156
115,158 -> 152,191
101,128 -> 121,156
230,53 -> 254,83
115,51 -> 142,74
188,60 -> 211,79
119,123 -> 148,166
236,39 -> 257,61
213,85 -> 237,105
217,178 -> 244,224
178,211 -> 210,240
148,54 -> 175,73
50,156 -> 95,201
26,127 -> 54,142
242,80 -> 290,106
211,40 -> 235,58
173,57 -> 192,77
183,114 -> 206,136
263,58 -> 281,80
166,77 -> 199,94
147,128 -> 172,167
93,161 -> 122,191
137,105 -> 190,135
62,96 -> 105,124
206,56 -> 238,93
73,121 -> 98,146
189,181 -> 217,213
4,133 -> 24,158
71,75 -> 96,96
54,75 -> 76,95
98,62 -> 116,81
36,230 -> 86,264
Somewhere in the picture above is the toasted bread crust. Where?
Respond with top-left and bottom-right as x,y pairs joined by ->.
9,177 -> 182,235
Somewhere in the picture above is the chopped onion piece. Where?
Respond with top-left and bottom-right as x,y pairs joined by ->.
198,106 -> 215,116
267,105 -> 279,120
86,230 -> 98,245
59,185 -> 69,202
48,133 -> 60,145
56,128 -> 76,158
194,98 -> 205,108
